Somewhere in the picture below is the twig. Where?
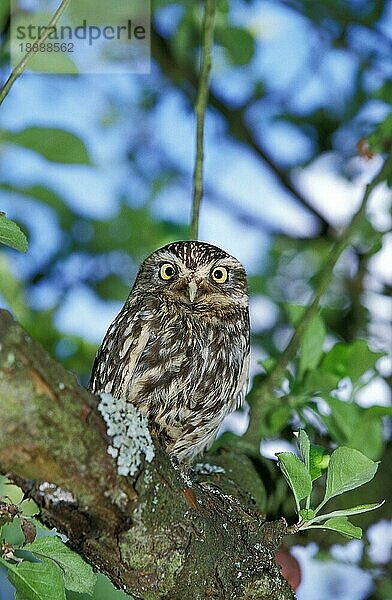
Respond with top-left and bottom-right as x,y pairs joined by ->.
243,156 -> 391,450
0,0 -> 71,107
190,0 -> 216,240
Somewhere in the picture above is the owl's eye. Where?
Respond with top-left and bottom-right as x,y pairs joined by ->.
211,266 -> 228,283
159,263 -> 176,280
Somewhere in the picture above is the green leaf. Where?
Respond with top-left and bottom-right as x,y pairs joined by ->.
0,556 -> 66,600
373,80 -> 392,103
2,519 -> 25,546
216,27 -> 255,65
285,306 -> 325,378
0,216 -> 28,252
298,314 -> 326,379
311,501 -> 385,524
217,0 -> 229,14
171,10 -> 192,62
321,340 -> 384,383
367,405 -> 392,417
345,412 -> 385,461
259,357 -> 276,374
0,127 -> 91,164
264,404 -> 291,435
25,536 -> 97,595
66,573 -> 129,600
20,500 -> 40,518
298,430 -> 310,469
285,304 -> 304,324
0,2 -> 9,29
276,452 -> 312,512
323,447 -> 379,505
323,396 -> 359,441
322,398 -> 385,460
297,431 -> 329,481
15,592 -> 30,600
303,369 -> 340,394
304,516 -> 362,539
299,508 -> 315,521
352,217 -> 383,256
309,444 -> 330,481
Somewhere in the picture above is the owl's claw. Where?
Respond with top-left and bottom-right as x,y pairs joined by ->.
169,454 -> 196,487
169,454 -> 180,469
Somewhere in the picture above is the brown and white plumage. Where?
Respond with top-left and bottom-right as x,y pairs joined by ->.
89,240 -> 250,462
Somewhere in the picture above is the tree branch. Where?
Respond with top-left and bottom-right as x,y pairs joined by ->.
0,0 -> 71,107
151,26 -> 332,236
190,0 -> 216,240
0,309 -> 294,599
243,156 -> 391,450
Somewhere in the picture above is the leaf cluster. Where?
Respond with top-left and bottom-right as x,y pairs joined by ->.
277,430 -> 384,540
0,479 -> 97,600
256,306 -> 389,460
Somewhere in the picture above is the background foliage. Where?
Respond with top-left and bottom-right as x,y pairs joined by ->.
0,0 -> 391,599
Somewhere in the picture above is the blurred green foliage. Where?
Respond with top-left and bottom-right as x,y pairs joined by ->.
0,127 -> 92,164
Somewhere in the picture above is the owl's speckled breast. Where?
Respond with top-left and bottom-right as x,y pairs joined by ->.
122,304 -> 248,459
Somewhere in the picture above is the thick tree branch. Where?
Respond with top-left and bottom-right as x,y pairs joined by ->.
0,310 -> 294,599
243,156 -> 391,450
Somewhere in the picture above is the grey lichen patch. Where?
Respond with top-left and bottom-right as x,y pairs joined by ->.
6,352 -> 15,367
193,462 -> 225,475
98,393 -> 155,477
103,487 -> 129,510
38,482 -> 77,507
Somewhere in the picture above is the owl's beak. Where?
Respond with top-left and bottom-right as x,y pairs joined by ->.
188,280 -> 198,303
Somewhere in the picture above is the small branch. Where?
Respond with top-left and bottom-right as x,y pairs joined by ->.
190,1 -> 216,240
243,156 -> 391,450
0,0 -> 71,107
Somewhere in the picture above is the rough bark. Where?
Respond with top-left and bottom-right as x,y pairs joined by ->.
0,309 -> 294,600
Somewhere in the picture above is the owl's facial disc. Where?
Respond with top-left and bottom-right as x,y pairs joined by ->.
138,242 -> 248,312
163,263 -> 240,309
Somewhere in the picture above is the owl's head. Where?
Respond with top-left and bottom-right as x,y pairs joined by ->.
134,241 -> 248,313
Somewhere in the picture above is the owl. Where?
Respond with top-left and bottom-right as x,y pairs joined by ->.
89,240 -> 250,462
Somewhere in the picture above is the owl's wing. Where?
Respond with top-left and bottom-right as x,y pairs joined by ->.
233,348 -> 250,410
89,301 -> 151,397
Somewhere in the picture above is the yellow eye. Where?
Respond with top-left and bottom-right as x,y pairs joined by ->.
211,266 -> 228,283
159,263 -> 176,280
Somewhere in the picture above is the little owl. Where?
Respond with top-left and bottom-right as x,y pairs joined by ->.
89,240 -> 250,462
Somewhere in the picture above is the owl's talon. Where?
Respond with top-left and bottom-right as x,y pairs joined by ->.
186,465 -> 196,478
169,454 -> 181,470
